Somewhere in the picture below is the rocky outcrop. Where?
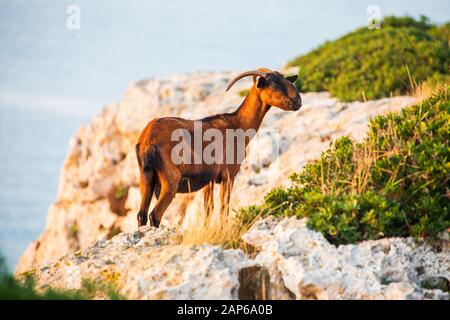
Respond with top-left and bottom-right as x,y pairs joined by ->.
26,227 -> 252,300
243,217 -> 449,300
25,217 -> 449,300
16,71 -> 416,273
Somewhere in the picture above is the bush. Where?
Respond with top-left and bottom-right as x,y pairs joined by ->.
238,88 -> 449,244
288,16 -> 449,101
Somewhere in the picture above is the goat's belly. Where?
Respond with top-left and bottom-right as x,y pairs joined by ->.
177,172 -> 216,193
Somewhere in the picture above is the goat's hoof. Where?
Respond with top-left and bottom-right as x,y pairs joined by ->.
137,213 -> 147,227
149,215 -> 160,228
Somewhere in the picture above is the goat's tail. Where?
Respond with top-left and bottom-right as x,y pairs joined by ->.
136,143 -> 157,172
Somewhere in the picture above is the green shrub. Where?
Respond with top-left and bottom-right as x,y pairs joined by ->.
238,88 -> 450,244
238,89 -> 250,97
288,16 -> 449,101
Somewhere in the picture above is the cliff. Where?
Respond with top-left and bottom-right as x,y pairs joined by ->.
17,71 -> 417,275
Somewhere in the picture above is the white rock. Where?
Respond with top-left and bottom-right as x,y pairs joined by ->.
243,217 -> 450,300
28,227 -> 254,300
24,217 -> 449,300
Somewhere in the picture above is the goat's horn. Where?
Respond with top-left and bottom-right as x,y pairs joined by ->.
225,70 -> 269,92
256,67 -> 272,73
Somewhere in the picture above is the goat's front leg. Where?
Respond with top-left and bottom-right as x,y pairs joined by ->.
203,181 -> 214,225
149,173 -> 179,228
219,177 -> 234,220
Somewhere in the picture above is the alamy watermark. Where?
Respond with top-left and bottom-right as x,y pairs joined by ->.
170,121 -> 281,169
67,5 -> 81,30
367,5 -> 381,29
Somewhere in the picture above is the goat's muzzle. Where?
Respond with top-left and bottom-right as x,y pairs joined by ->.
291,96 -> 302,111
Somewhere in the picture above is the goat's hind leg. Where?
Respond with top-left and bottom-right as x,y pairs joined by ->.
137,170 -> 155,227
149,172 -> 179,228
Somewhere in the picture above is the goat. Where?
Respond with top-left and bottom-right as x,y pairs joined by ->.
135,68 -> 302,227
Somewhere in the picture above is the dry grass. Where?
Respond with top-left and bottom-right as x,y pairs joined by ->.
351,143 -> 377,194
405,64 -> 448,102
180,212 -> 259,249
317,140 -> 378,196
317,120 -> 409,198
412,81 -> 448,102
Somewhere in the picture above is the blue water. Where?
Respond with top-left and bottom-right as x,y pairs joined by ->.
0,106 -> 86,270
0,0 -> 449,270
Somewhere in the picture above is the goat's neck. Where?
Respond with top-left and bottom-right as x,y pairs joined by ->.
230,86 -> 270,132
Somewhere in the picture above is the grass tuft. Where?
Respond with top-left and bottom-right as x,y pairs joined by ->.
180,211 -> 261,250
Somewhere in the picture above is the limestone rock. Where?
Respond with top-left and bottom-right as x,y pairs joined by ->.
242,217 -> 450,300
26,227 -> 254,300
24,217 -> 448,300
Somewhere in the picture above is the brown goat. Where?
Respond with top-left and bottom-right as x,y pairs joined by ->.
136,68 -> 302,227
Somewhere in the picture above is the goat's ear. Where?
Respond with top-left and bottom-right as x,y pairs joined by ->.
256,77 -> 267,89
285,75 -> 298,83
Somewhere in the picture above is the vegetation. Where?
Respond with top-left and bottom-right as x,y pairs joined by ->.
114,185 -> 129,200
181,213 -> 257,252
238,88 -> 450,244
239,89 -> 250,97
0,255 -> 123,300
288,16 -> 449,101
